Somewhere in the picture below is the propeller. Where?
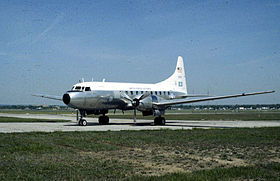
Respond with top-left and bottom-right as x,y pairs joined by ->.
120,91 -> 151,123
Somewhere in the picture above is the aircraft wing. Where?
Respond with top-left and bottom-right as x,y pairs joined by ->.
180,94 -> 210,98
154,91 -> 275,107
32,94 -> 62,101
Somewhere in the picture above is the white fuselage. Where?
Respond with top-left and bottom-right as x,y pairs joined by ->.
65,81 -> 186,110
72,81 -> 180,97
63,56 -> 188,111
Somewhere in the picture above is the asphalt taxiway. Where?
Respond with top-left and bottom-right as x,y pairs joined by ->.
1,113 -> 280,133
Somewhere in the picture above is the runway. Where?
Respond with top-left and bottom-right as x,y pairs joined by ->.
1,113 -> 280,133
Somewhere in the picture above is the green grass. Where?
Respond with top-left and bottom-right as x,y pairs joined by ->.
0,116 -> 70,122
0,127 -> 280,180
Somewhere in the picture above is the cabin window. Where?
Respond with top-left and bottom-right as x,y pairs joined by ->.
136,91 -> 138,95
125,91 -> 128,94
163,91 -> 166,95
159,91 -> 162,95
85,87 -> 91,91
155,91 -> 158,95
130,91 -> 133,95
82,87 -> 85,91
168,91 -> 170,95
141,91 -> 144,94
151,91 -> 153,95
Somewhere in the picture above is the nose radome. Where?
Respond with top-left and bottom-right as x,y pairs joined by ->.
63,94 -> 70,105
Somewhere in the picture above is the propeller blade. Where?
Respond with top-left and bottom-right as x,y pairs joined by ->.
133,108 -> 137,123
134,91 -> 151,100
120,91 -> 133,102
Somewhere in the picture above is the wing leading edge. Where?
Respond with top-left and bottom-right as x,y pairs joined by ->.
154,91 -> 275,107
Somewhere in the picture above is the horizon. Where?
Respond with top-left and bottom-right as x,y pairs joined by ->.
1,103 -> 280,107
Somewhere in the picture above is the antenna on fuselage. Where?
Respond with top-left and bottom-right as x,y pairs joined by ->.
79,78 -> 85,83
102,78 -> 106,82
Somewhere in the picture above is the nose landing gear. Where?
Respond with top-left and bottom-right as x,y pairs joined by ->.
77,110 -> 87,126
79,119 -> 87,126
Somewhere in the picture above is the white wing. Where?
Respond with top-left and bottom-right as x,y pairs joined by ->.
154,91 -> 275,107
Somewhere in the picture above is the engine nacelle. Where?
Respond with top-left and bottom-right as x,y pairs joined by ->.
137,95 -> 165,116
137,96 -> 153,111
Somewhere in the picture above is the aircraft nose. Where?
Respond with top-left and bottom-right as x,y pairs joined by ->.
63,93 -> 71,105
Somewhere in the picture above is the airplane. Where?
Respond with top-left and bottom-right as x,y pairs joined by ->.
34,56 -> 275,126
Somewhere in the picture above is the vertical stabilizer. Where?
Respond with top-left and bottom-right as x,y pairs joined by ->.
156,56 -> 187,93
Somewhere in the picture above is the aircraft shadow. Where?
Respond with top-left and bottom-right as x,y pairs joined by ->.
65,122 -> 152,127
65,121 -> 233,128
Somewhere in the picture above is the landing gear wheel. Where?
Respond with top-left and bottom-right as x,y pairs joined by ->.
78,119 -> 87,126
81,119 -> 87,126
98,116 -> 103,125
154,117 -> 166,125
98,116 -> 109,125
154,117 -> 159,125
105,116 -> 109,124
160,117 -> 166,125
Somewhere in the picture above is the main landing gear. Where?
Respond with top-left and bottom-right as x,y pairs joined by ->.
154,116 -> 166,125
77,109 -> 164,126
98,115 -> 109,125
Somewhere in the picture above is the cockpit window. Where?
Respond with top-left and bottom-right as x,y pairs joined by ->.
75,86 -> 81,90
68,86 -> 84,92
85,87 -> 91,91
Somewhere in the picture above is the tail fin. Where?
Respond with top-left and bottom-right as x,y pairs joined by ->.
156,56 -> 187,93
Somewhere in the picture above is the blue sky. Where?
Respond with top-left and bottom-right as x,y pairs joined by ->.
0,0 -> 279,105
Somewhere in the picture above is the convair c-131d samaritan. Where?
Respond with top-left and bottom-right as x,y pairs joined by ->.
34,56 -> 275,126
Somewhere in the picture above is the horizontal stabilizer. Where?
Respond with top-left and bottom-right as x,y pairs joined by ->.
32,94 -> 62,101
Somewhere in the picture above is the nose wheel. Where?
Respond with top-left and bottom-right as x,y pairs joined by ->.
78,119 -> 87,126
77,110 -> 87,126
